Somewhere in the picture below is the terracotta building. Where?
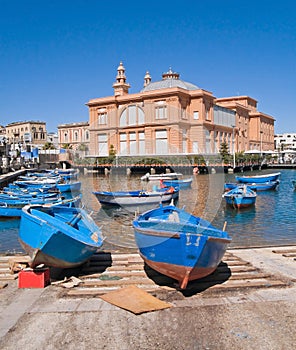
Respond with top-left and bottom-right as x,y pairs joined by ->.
85,62 -> 275,158
58,122 -> 90,151
5,121 -> 47,150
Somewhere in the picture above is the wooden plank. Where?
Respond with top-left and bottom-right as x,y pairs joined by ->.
282,253 -> 296,257
272,249 -> 296,254
210,279 -> 287,289
80,278 -> 158,288
0,274 -> 18,281
67,285 -> 160,296
80,271 -> 147,280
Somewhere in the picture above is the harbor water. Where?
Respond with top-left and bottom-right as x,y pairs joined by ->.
0,169 -> 295,253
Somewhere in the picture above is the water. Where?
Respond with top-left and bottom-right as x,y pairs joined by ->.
0,169 -> 295,253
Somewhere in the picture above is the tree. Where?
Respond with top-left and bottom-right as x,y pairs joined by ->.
109,144 -> 116,157
219,141 -> 230,164
62,143 -> 72,149
77,143 -> 88,152
43,142 -> 56,150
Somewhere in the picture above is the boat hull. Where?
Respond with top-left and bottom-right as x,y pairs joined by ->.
93,190 -> 177,207
224,180 -> 279,191
56,181 -> 81,193
0,196 -> 80,217
162,178 -> 192,189
141,254 -> 217,289
19,205 -> 102,268
133,205 -> 231,289
224,196 -> 256,208
236,172 -> 281,183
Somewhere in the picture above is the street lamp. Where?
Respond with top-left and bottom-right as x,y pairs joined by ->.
231,125 -> 236,169
260,131 -> 263,157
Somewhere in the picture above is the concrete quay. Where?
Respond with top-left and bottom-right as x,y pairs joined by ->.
0,246 -> 295,350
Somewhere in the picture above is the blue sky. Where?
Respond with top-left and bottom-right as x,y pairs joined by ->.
0,0 -> 295,133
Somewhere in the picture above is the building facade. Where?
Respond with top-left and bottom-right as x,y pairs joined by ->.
58,122 -> 90,151
84,62 -> 275,158
274,133 -> 296,151
5,121 -> 47,150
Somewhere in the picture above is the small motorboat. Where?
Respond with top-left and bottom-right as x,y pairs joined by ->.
222,185 -> 257,209
19,204 -> 103,268
132,204 -> 231,289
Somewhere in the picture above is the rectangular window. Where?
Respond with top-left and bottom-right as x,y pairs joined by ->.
119,133 -> 127,156
192,141 -> 199,153
139,132 -> 145,154
155,130 -> 168,154
193,111 -> 199,120
155,106 -> 167,120
182,129 -> 187,153
98,113 -> 107,125
129,132 -> 136,155
181,107 -> 187,119
98,134 -> 108,156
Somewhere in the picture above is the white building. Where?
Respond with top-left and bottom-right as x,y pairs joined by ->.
274,133 -> 296,151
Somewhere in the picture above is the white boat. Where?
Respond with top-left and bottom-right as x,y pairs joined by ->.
140,172 -> 183,181
93,187 -> 179,207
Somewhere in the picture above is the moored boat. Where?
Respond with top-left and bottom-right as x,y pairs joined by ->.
141,172 -> 183,181
19,204 -> 103,268
56,181 -> 81,193
93,187 -> 178,208
0,194 -> 81,217
222,185 -> 257,209
224,180 -> 279,192
132,204 -> 231,289
161,177 -> 193,189
235,172 -> 281,184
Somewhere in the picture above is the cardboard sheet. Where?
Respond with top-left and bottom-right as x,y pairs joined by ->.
100,285 -> 172,314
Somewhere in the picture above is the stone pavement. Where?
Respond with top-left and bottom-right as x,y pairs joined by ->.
0,246 -> 295,350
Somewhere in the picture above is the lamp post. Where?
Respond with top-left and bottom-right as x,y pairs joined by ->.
260,131 -> 263,157
231,125 -> 236,170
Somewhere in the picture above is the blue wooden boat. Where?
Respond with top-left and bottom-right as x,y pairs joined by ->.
0,195 -> 81,217
5,183 -> 59,193
56,181 -> 81,193
235,172 -> 281,184
14,178 -> 58,188
19,205 -> 103,268
161,177 -> 193,190
224,180 -> 279,192
222,185 -> 257,209
93,187 -> 179,208
49,168 -> 79,180
132,204 -> 231,289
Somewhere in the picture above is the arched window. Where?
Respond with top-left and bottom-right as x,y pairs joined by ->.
120,105 -> 145,126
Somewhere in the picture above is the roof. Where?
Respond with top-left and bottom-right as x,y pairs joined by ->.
141,68 -> 199,92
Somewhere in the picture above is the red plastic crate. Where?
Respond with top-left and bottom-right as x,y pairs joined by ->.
18,268 -> 51,288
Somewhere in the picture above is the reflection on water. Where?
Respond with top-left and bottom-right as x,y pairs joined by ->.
0,168 -> 296,253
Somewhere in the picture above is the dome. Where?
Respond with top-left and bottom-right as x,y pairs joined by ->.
141,68 -> 199,92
